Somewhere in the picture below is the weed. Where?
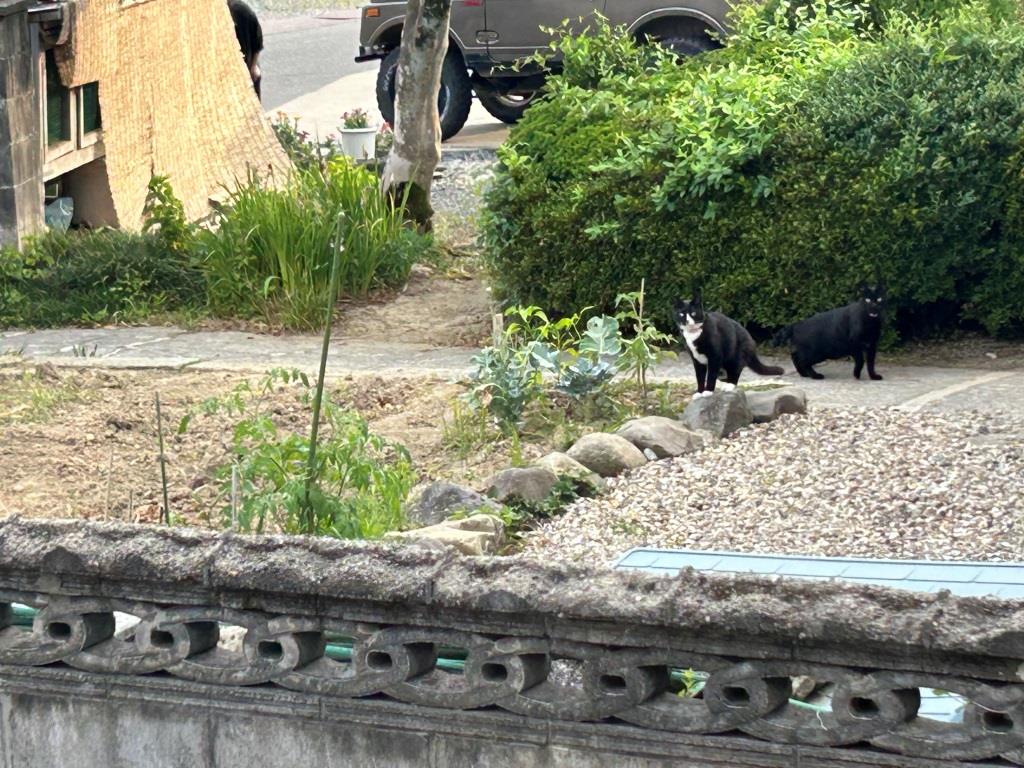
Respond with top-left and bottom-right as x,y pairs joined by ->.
441,399 -> 496,459
180,369 -> 415,539
452,476 -> 584,549
71,344 -> 97,358
615,280 -> 677,401
0,369 -> 82,425
198,160 -> 431,329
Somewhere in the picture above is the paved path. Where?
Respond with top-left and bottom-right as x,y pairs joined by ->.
3,327 -> 1022,417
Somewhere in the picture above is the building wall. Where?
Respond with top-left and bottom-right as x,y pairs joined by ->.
61,156 -> 117,228
54,0 -> 290,228
0,0 -> 44,249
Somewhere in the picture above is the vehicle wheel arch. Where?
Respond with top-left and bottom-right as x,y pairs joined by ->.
630,10 -> 725,50
371,23 -> 469,65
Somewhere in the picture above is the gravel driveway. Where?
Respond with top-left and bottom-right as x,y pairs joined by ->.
520,407 -> 1024,564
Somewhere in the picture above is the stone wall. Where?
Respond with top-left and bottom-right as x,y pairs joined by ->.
1,516 -> 1023,767
0,0 -> 43,249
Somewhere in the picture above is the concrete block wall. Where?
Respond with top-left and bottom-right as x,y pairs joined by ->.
0,0 -> 43,249
0,517 -> 1022,767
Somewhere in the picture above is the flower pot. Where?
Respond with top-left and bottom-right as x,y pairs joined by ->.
340,127 -> 377,160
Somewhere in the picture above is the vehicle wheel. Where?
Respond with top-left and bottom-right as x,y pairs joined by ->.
658,34 -> 718,58
477,91 -> 539,124
375,47 -> 473,141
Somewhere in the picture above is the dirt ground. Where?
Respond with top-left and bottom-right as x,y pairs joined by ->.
0,364 -> 540,527
334,264 -> 493,348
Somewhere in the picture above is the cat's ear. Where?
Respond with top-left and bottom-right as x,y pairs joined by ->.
692,288 -> 703,306
858,282 -> 869,297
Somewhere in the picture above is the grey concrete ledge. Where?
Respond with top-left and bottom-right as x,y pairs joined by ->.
4,517 -> 1024,765
2,516 -> 1024,674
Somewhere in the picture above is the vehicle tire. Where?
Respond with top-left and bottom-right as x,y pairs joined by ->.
658,33 -> 718,58
477,91 -> 539,124
375,47 -> 473,141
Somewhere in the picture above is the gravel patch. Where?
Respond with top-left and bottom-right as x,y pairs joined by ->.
433,150 -> 497,219
519,408 -> 1024,565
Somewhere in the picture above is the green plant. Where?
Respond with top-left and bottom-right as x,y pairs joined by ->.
198,159 -> 431,329
142,175 -> 193,255
0,369 -> 83,425
0,177 -> 203,328
181,369 -> 415,539
341,108 -> 371,129
375,122 -> 395,160
271,112 -> 340,170
482,1 -> 1024,338
441,398 -> 497,459
453,475 -> 585,547
615,280 -> 676,400
467,341 -> 546,429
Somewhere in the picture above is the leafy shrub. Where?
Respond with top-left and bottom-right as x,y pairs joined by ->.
0,230 -> 203,328
468,289 -> 673,430
482,2 -> 1024,337
198,158 -> 433,328
182,369 -> 415,539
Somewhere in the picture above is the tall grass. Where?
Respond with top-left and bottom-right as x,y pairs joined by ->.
199,158 -> 430,329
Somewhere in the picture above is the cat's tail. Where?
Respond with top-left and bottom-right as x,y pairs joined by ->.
772,325 -> 793,348
747,351 -> 785,377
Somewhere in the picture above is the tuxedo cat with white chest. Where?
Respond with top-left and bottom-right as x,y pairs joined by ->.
674,292 -> 784,398
773,284 -> 886,380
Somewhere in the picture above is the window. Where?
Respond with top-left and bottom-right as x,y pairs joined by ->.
44,49 -> 71,147
81,82 -> 101,134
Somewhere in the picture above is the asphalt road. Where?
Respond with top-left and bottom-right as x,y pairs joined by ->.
259,12 -> 375,110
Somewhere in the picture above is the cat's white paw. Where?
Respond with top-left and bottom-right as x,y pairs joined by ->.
719,382 -> 736,391
691,391 -> 704,401
697,391 -> 713,399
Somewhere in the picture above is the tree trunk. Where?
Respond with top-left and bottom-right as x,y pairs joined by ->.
381,0 -> 452,232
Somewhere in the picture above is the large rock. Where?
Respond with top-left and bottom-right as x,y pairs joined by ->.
385,514 -> 505,556
408,482 -> 498,527
533,452 -> 606,492
567,433 -> 647,477
616,416 -> 708,459
681,390 -> 753,438
485,467 -> 559,504
746,388 -> 808,424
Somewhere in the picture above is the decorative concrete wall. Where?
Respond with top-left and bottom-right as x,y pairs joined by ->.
1,517 -> 1023,767
0,0 -> 43,249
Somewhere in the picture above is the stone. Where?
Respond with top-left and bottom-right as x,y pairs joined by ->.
533,452 -> 606,492
681,390 -> 753,438
567,433 -> 647,477
408,482 -> 498,527
485,467 -> 559,504
385,514 -> 505,556
746,388 -> 808,424
616,416 -> 708,459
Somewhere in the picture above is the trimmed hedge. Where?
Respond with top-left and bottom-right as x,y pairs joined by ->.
481,1 -> 1024,337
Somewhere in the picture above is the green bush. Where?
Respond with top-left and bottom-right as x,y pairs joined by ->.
482,2 -> 1024,337
199,158 -> 432,329
0,229 -> 203,327
0,176 -> 204,327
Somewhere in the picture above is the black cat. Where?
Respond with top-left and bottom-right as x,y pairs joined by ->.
773,285 -> 886,380
674,293 -> 784,398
